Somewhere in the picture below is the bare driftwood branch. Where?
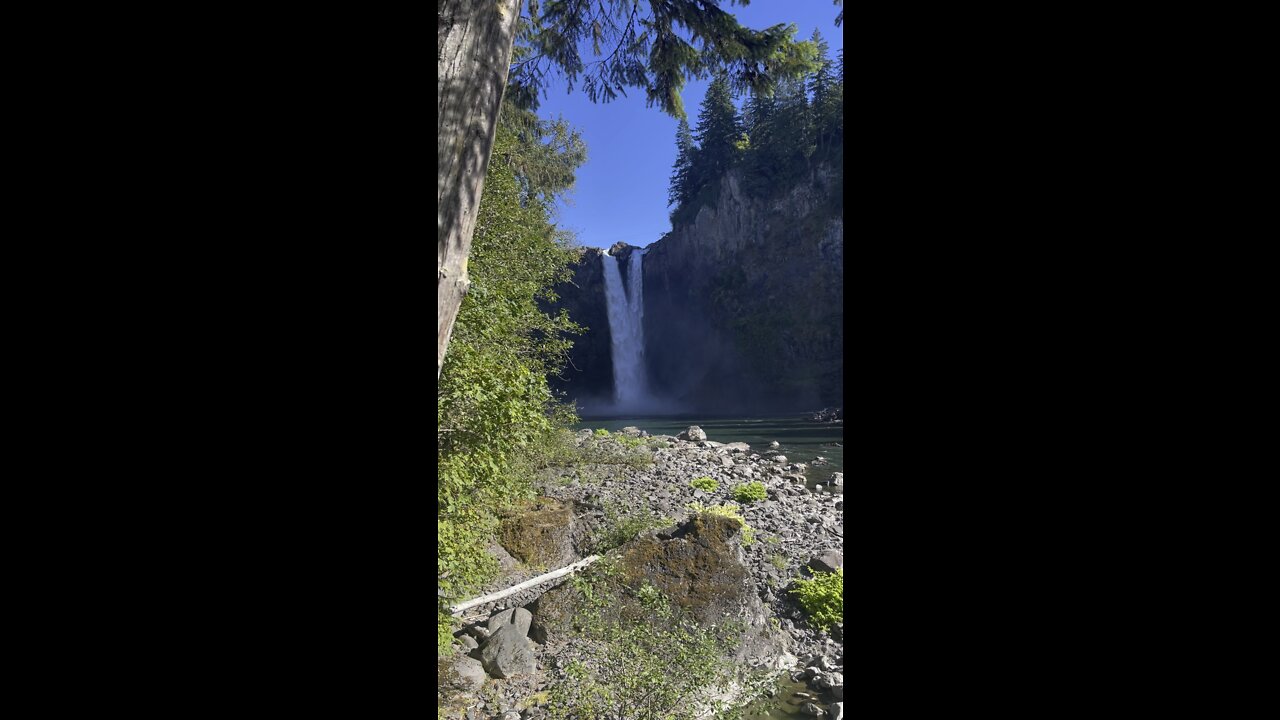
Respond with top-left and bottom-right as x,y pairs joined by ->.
449,555 -> 600,616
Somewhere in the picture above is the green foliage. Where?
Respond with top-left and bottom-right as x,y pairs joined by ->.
593,428 -> 610,436
636,583 -> 664,609
690,476 -> 719,492
615,433 -> 648,449
770,554 -> 787,571
789,568 -> 844,631
572,431 -> 656,469
495,101 -> 588,206
593,502 -> 672,553
510,1 -> 821,120
731,481 -> 767,503
546,593 -> 737,720
438,614 -> 457,656
690,75 -> 742,193
669,116 -> 695,208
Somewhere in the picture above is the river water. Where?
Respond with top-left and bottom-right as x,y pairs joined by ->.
575,415 -> 843,486
575,414 -> 843,717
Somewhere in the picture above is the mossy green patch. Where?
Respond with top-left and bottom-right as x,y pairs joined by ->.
498,497 -> 574,567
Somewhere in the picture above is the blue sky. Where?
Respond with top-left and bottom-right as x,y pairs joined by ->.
531,1 -> 844,250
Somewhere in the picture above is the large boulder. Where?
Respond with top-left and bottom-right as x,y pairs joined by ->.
487,607 -> 533,638
529,514 -> 783,663
677,425 -> 707,442
499,498 -> 576,568
808,549 -> 843,574
438,654 -> 487,693
479,624 -> 536,678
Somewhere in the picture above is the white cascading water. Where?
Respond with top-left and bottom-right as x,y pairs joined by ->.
601,249 -> 649,408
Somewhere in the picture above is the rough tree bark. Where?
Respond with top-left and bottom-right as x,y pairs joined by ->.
438,0 -> 522,378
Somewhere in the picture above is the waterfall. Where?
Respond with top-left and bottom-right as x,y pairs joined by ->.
601,249 -> 649,409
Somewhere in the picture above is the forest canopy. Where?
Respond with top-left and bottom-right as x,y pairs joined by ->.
669,29 -> 843,226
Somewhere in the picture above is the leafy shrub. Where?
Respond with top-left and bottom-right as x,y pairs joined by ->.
731,481 -> 767,503
615,433 -> 648,449
593,428 -> 610,436
789,568 -> 844,631
546,581 -> 737,720
689,476 -> 718,492
636,583 -> 664,609
593,503 -> 672,553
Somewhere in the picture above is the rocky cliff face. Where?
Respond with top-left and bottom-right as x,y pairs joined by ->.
643,163 -> 843,413
545,247 -> 613,407
549,164 -> 843,415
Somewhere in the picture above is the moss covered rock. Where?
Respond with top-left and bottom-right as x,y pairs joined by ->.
499,497 -> 575,569
530,513 -> 783,665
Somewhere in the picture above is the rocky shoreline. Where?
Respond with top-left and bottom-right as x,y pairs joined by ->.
439,424 -> 845,719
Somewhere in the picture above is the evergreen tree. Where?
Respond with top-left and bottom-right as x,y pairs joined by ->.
809,30 -> 839,150
740,89 -> 781,194
668,117 -> 695,208
690,75 -> 742,196
835,48 -> 845,142
743,90 -> 776,137
773,75 -> 813,165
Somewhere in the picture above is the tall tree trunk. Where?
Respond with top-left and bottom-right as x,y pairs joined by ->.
438,0 -> 521,378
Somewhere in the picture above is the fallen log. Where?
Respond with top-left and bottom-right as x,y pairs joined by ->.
449,555 -> 600,616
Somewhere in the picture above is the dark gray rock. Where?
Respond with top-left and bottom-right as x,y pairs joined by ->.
449,655 -> 487,693
480,624 -> 536,678
487,608 -> 516,632
808,549 -> 843,574
493,607 -> 532,637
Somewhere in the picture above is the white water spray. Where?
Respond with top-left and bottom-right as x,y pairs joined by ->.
601,249 -> 650,408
